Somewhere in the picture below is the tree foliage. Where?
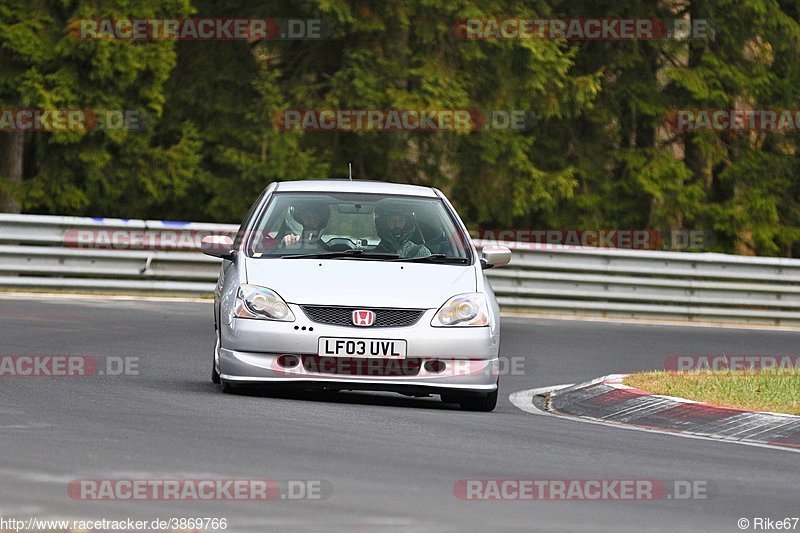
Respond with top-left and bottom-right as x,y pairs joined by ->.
1,0 -> 798,256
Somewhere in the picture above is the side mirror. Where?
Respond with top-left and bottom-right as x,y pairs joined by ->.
480,245 -> 511,269
201,235 -> 235,260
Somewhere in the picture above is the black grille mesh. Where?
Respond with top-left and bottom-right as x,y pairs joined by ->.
300,306 -> 425,327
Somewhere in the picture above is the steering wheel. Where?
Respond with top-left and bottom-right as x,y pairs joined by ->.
322,237 -> 359,252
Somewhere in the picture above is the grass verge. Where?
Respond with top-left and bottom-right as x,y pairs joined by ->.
624,369 -> 800,416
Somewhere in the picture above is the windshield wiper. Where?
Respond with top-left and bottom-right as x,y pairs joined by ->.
393,254 -> 469,264
282,249 -> 400,260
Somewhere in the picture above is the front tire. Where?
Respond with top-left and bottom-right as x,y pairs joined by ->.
220,380 -> 238,394
456,388 -> 498,412
212,329 -> 221,384
212,359 -> 220,384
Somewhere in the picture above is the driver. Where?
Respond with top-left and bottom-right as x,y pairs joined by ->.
374,203 -> 431,258
278,200 -> 330,248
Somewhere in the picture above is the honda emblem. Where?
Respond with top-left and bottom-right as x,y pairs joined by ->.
352,310 -> 375,327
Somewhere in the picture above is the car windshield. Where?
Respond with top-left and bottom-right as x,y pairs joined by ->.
246,191 -> 470,262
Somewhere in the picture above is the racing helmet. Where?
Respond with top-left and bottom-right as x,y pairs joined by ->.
285,199 -> 330,233
374,202 -> 417,248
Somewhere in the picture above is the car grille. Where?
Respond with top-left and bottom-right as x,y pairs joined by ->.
301,356 -> 422,376
300,306 -> 425,328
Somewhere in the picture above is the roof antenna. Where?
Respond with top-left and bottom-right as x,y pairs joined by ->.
348,162 -> 353,181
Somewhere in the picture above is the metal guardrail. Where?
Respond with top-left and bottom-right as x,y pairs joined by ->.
2,214 -> 800,325
0,214 -> 232,294
488,245 -> 800,325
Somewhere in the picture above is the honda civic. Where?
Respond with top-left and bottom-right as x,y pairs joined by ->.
201,180 -> 511,411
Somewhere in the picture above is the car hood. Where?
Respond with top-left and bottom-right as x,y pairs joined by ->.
245,257 -> 476,308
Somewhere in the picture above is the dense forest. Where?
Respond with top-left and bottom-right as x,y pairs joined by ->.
1,0 -> 799,256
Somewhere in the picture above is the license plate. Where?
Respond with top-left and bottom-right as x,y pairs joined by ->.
317,337 -> 407,359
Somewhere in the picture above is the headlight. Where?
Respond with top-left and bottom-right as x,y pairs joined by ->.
234,284 -> 295,322
431,293 -> 489,327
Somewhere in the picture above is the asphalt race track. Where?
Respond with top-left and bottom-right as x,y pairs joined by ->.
1,297 -> 798,532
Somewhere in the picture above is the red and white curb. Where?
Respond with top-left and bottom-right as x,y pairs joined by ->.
510,374 -> 800,454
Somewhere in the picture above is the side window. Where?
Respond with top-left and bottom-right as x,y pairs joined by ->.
234,189 -> 268,249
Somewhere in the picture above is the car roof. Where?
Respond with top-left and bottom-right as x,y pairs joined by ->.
273,180 -> 438,198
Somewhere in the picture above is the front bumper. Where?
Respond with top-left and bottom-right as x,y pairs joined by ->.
218,306 -> 500,393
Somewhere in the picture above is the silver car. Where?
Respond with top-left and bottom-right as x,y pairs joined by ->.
201,180 -> 511,411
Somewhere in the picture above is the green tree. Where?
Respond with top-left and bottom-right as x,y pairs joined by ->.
541,0 -> 800,255
159,0 -> 329,222
0,0 -> 197,217
2,0 -> 799,256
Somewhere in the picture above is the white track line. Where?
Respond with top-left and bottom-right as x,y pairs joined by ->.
501,312 -> 800,332
1,291 -> 799,330
0,291 -> 210,303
